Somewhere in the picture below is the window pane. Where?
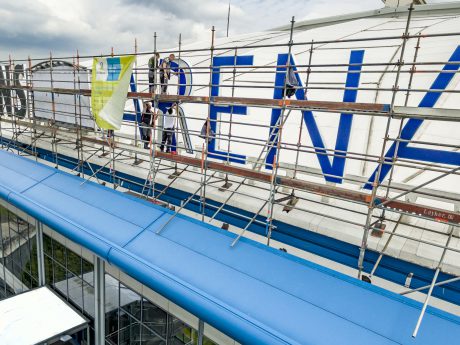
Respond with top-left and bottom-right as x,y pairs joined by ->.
119,282 -> 141,320
169,317 -> 198,345
105,310 -> 119,344
53,262 -> 67,287
20,272 -> 34,290
119,313 -> 140,344
141,324 -> 166,345
43,234 -> 52,255
44,254 -> 54,285
82,257 -> 94,276
67,248 -> 83,276
17,217 -> 30,242
142,299 -> 167,338
105,273 -> 119,344
82,279 -> 96,319
52,239 -> 66,265
29,238 -> 39,282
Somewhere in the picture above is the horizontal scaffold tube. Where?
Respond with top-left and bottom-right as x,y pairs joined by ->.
0,84 -> 390,114
5,84 -> 460,120
153,152 -> 460,225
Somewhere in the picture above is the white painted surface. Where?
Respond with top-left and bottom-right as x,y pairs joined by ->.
0,286 -> 87,345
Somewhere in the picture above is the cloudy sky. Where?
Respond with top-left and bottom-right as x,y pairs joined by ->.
0,0 -> 456,61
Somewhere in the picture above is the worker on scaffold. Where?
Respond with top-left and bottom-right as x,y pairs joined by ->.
148,53 -> 160,93
140,102 -> 157,149
199,117 -> 216,150
159,53 -> 176,94
160,104 -> 177,153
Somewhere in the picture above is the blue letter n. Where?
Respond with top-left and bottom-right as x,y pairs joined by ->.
266,50 -> 365,183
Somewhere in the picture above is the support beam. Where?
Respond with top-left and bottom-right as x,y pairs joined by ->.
198,320 -> 204,345
35,220 -> 46,286
94,256 -> 105,345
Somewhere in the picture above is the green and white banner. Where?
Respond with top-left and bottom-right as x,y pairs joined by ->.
91,55 -> 135,130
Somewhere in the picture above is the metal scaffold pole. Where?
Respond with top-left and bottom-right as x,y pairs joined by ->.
110,48 -> 117,189
134,37 -> 140,164
49,52 -> 59,168
170,33 -> 183,178
286,39 -> 314,211
143,32 -> 160,201
357,3 -> 414,280
401,275 -> 460,296
72,54 -> 82,175
8,55 -> 19,153
220,46 -> 238,191
76,50 -> 85,178
208,108 -> 294,225
27,55 -> 38,160
368,34 -> 422,279
412,223 -> 456,337
266,16 -> 296,246
201,26 -> 216,222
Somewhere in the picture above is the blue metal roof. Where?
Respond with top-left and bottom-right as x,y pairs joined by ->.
0,150 -> 459,345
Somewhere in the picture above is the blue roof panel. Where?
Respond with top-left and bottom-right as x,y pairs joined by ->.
22,183 -> 145,248
0,151 -> 56,182
0,150 -> 459,345
0,164 -> 55,195
40,172 -> 164,228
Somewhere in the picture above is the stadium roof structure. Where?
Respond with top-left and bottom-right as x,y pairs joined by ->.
0,150 -> 460,344
274,1 -> 460,31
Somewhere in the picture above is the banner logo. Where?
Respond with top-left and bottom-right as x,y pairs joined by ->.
92,56 -> 135,130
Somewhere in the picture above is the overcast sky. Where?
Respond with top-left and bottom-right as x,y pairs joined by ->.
0,0 -> 456,61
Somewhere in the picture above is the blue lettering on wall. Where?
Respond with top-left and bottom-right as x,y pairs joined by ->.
365,45 -> 460,189
129,74 -> 142,124
156,59 -> 193,152
266,50 -> 364,183
124,59 -> 193,152
120,49 -> 460,179
170,59 -> 193,97
208,55 -> 254,164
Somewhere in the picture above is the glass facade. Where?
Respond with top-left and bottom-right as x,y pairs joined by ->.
0,203 -> 221,345
43,232 -> 96,324
0,204 -> 39,298
104,273 -> 207,345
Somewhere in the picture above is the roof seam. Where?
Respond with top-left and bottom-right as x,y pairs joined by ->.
19,172 -> 58,194
38,172 -> 156,229
122,213 -> 168,248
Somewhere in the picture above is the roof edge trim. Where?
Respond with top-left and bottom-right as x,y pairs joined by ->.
273,2 -> 460,31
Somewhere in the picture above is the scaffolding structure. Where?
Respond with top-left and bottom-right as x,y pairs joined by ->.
1,4 -> 460,336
